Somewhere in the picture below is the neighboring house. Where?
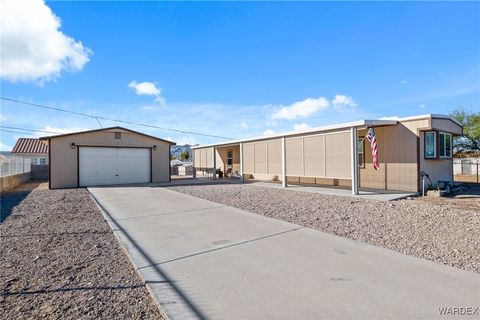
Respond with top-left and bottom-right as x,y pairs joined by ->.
40,127 -> 175,189
193,114 -> 462,194
170,159 -> 193,176
12,138 -> 49,165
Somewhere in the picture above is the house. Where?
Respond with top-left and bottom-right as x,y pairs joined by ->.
192,114 -> 462,194
40,127 -> 175,189
12,138 -> 49,165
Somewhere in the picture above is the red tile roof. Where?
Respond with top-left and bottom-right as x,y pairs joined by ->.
12,138 -> 49,154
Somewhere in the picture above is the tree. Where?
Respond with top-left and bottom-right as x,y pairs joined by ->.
450,107 -> 480,153
180,151 -> 190,161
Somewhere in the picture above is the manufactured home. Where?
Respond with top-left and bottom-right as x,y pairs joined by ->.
41,127 -> 175,189
193,114 -> 462,194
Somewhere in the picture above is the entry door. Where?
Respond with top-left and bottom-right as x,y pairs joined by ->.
79,147 -> 151,186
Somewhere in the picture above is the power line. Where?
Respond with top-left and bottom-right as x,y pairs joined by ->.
1,97 -> 233,140
0,126 -> 63,135
0,129 -> 37,136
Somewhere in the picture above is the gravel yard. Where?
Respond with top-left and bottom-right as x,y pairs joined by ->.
0,183 -> 163,320
168,183 -> 480,274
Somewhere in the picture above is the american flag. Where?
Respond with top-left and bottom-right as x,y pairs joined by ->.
366,127 -> 379,170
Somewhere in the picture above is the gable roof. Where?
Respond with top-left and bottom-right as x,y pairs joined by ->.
39,126 -> 176,145
12,138 -> 49,154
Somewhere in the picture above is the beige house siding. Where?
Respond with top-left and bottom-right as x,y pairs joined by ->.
214,145 -> 241,174
359,122 -> 419,192
242,139 -> 282,180
431,118 -> 462,135
49,128 -> 171,189
286,131 -> 350,179
194,147 -> 214,170
418,131 -> 454,184
192,114 -> 461,192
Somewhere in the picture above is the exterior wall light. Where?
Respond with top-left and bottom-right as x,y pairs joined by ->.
153,145 -> 157,150
71,142 -> 76,149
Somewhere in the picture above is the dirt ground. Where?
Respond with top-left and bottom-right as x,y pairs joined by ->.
0,182 -> 163,320
415,182 -> 480,211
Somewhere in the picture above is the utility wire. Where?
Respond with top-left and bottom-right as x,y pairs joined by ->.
0,125 -> 63,135
0,129 -> 37,136
1,97 -> 233,140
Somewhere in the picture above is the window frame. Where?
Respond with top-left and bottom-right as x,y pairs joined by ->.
226,150 -> 233,166
358,137 -> 365,168
424,131 -> 437,159
439,132 -> 452,158
39,158 -> 46,165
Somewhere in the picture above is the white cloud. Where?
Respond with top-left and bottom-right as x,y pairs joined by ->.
0,141 -> 12,151
239,121 -> 250,129
271,97 -> 329,120
400,80 -> 408,85
263,129 -> 275,136
128,81 -> 165,104
379,116 -> 400,120
0,114 -> 6,123
332,95 -> 357,109
33,126 -> 92,137
419,104 -> 426,109
0,0 -> 92,83
293,123 -> 310,131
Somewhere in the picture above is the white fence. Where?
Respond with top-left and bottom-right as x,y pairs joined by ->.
0,155 -> 31,177
453,158 -> 479,183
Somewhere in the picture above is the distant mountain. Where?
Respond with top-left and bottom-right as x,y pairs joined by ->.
171,144 -> 192,160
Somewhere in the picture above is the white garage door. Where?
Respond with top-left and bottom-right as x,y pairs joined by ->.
79,147 -> 150,186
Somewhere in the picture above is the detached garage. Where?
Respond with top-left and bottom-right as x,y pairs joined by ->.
41,127 -> 175,189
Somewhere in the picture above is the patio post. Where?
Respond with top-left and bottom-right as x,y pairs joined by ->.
281,136 -> 287,187
192,148 -> 196,179
212,146 -> 216,180
351,127 -> 359,195
239,143 -> 244,183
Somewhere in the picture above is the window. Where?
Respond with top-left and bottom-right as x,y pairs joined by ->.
114,132 -> 121,139
358,137 -> 365,168
439,132 -> 452,158
39,158 -> 46,165
227,150 -> 233,166
424,131 -> 437,159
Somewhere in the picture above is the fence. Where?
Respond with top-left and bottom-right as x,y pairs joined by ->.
0,155 -> 32,177
453,159 -> 479,184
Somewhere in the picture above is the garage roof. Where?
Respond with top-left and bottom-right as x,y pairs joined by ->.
12,138 -> 49,154
39,126 -> 176,145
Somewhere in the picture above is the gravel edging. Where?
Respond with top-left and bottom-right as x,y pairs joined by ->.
168,184 -> 480,274
0,184 -> 164,319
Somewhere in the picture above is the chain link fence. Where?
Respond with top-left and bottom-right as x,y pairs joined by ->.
453,159 -> 479,184
0,155 -> 32,177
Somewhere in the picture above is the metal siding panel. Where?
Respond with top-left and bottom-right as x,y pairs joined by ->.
286,137 -> 303,176
267,139 -> 281,175
243,143 -> 255,174
304,135 -> 325,177
254,142 -> 268,174
325,132 -> 351,179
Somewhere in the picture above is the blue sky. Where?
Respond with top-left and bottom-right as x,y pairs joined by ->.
1,1 -> 479,150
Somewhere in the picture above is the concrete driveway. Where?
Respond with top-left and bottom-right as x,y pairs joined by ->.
88,186 -> 480,320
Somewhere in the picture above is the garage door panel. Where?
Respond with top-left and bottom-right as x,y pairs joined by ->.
79,147 -> 150,186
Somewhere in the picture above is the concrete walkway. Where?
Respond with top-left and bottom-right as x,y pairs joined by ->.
89,186 -> 479,320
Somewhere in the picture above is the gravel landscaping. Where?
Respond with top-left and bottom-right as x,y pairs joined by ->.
168,183 -> 480,274
0,183 -> 163,320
